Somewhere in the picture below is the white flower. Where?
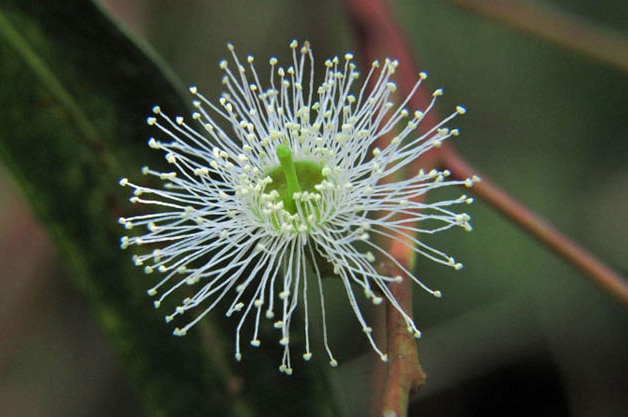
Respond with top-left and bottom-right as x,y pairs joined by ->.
119,40 -> 477,375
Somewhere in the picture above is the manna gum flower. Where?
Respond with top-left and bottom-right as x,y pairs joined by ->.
118,40 -> 478,375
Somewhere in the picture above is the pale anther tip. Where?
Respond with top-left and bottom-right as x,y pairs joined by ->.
173,328 -> 187,336
148,137 -> 160,149
456,105 -> 467,115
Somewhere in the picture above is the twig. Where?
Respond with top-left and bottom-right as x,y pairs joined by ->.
342,0 -> 436,416
379,241 -> 426,417
450,0 -> 628,73
343,0 -> 628,416
440,145 -> 628,307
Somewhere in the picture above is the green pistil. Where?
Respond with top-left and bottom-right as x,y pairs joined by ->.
267,144 -> 324,214
276,144 -> 302,212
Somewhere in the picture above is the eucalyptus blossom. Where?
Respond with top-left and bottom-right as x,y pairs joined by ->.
119,40 -> 477,374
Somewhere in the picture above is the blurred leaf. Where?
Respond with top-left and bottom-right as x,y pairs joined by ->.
0,1 -> 335,416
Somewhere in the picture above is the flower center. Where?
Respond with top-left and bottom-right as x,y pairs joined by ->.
266,144 -> 324,214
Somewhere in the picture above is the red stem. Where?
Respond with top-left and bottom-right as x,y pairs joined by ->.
342,0 -> 628,416
440,145 -> 628,307
450,0 -> 628,74
380,241 -> 426,415
342,0 -> 434,416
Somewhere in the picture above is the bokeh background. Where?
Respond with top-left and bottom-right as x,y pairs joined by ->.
1,1 -> 627,416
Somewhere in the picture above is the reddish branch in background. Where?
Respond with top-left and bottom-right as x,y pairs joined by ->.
342,0 -> 628,416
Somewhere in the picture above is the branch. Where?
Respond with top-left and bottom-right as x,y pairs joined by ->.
450,0 -> 628,73
342,1 -> 628,416
440,145 -> 628,307
342,0 -> 436,416
379,241 -> 426,417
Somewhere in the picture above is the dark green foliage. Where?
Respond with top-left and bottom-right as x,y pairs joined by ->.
0,2 -> 336,416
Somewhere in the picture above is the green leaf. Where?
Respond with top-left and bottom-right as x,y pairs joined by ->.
0,1 -> 336,416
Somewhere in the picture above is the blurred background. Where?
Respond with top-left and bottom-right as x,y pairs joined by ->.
1,0 -> 627,416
